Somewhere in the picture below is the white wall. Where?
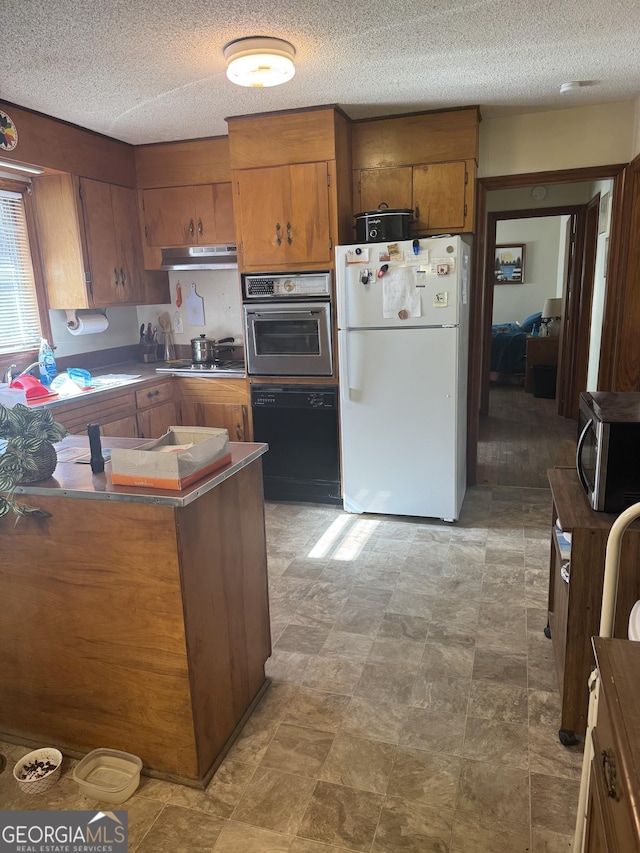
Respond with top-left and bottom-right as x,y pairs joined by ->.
586,179 -> 614,389
487,182 -> 591,212
556,215 -> 571,296
51,305 -> 141,359
633,96 -> 640,158
136,269 -> 243,350
479,101 -> 636,177
50,269 -> 243,361
493,217 -> 563,324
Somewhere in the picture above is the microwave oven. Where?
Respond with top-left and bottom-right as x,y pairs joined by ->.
576,391 -> 640,512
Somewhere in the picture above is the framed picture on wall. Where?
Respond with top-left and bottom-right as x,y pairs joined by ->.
494,244 -> 525,284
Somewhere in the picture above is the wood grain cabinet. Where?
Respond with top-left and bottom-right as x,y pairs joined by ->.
234,162 -> 332,268
141,183 -> 235,247
583,639 -> 640,852
547,468 -> 640,742
353,159 -> 475,234
135,380 -> 177,439
52,387 -> 138,438
52,380 -> 176,441
176,377 -> 251,442
227,106 -> 352,272
351,109 -> 479,236
32,174 -> 148,307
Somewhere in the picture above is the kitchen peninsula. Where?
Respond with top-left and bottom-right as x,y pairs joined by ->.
0,437 -> 271,787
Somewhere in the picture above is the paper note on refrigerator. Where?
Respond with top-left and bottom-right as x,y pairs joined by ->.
382,268 -> 421,319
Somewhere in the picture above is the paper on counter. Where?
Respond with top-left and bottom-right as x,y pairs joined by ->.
382,268 -> 421,319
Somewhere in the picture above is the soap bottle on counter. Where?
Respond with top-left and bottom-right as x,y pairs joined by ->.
38,338 -> 57,386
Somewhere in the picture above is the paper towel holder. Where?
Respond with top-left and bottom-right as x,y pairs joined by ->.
65,309 -> 108,331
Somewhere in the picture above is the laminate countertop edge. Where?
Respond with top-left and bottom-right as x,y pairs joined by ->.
12,439 -> 268,508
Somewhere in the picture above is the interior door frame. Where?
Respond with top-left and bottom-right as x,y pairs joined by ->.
467,164 -> 627,486
481,204 -> 583,416
560,194 -> 601,419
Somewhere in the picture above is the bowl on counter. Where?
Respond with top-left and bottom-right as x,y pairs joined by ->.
13,747 -> 63,794
72,748 -> 142,804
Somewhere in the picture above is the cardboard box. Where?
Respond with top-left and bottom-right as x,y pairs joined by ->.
110,426 -> 231,490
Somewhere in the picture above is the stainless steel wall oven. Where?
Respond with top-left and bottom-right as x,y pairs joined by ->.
242,271 -> 333,377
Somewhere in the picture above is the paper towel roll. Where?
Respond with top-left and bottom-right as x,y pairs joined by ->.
67,314 -> 109,335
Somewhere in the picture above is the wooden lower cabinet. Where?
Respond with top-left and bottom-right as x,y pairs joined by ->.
135,380 -> 176,439
181,402 -> 248,442
0,447 -> 271,785
176,377 -> 251,442
100,415 -> 138,438
137,401 -> 177,440
52,387 -> 137,437
52,376 -> 251,443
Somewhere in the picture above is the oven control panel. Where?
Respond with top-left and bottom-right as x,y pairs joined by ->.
243,271 -> 331,299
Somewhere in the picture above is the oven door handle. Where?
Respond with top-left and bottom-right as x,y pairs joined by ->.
249,310 -> 322,318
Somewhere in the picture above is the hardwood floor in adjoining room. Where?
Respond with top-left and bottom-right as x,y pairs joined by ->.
477,384 -> 577,488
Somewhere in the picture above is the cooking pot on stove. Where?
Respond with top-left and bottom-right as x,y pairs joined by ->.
354,203 -> 414,243
190,335 -> 235,364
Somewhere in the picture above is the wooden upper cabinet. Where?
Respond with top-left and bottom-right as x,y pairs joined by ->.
353,159 -> 476,235
80,179 -> 144,305
141,183 -> 235,247
235,162 -> 331,268
109,183 -> 146,304
412,161 -> 468,232
32,174 -> 148,309
355,167 -> 413,214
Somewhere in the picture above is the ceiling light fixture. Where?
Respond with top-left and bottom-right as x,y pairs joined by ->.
0,158 -> 45,175
223,37 -> 296,88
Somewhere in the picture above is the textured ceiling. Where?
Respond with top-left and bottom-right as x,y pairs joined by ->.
2,0 -> 639,144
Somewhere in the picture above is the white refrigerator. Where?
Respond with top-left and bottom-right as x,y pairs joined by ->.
336,236 -> 471,521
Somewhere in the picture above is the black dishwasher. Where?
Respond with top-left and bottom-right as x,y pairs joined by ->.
251,385 -> 341,504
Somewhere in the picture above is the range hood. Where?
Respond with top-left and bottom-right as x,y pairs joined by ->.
160,245 -> 238,270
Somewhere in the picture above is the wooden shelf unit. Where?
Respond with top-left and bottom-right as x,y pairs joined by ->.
547,468 -> 640,740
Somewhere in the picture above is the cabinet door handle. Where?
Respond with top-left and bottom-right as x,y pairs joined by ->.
114,267 -> 119,287
189,219 -> 195,237
197,218 -> 203,237
601,749 -> 618,800
415,205 -> 420,222
147,389 -> 160,399
235,423 -> 242,441
120,267 -> 126,288
275,222 -> 282,246
286,222 -> 292,245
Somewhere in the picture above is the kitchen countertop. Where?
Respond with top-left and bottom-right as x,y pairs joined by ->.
26,360 -> 248,411
14,436 -> 267,507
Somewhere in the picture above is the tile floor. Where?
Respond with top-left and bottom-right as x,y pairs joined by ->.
0,488 -> 583,852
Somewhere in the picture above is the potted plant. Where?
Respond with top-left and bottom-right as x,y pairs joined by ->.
0,403 -> 68,519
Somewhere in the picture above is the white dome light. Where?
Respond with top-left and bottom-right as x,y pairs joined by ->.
224,37 -> 296,88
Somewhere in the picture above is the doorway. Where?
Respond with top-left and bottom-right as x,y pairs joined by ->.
468,165 -> 626,486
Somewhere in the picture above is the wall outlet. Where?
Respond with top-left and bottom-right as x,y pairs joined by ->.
173,312 -> 184,333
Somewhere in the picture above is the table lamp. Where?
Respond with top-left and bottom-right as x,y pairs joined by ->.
541,297 -> 563,337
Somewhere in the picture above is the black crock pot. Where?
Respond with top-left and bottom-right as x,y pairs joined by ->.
354,205 -> 414,243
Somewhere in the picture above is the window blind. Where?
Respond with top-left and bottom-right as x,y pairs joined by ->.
0,189 -> 42,355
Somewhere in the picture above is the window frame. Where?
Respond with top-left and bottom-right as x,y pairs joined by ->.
0,176 -> 52,378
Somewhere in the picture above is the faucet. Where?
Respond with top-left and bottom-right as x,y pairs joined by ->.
4,362 -> 39,384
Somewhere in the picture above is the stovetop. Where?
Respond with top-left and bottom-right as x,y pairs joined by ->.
156,360 -> 246,378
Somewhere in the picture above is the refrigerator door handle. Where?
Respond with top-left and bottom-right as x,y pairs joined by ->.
338,331 -> 350,402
